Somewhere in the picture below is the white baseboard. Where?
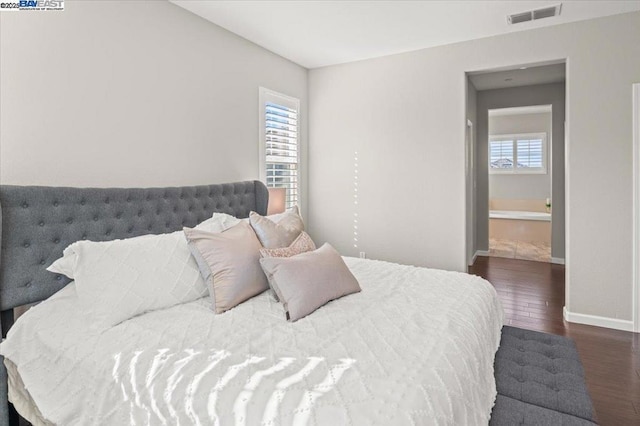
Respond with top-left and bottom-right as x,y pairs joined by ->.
551,257 -> 565,265
469,250 -> 489,266
563,306 -> 635,332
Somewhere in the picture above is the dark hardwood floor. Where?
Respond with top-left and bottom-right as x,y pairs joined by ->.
469,256 -> 640,426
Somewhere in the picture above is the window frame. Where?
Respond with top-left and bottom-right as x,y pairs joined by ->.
258,87 -> 301,208
489,132 -> 548,175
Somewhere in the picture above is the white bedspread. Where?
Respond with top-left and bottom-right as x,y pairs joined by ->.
0,258 -> 503,425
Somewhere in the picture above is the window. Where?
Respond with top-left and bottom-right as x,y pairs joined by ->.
489,133 -> 547,174
259,88 -> 300,209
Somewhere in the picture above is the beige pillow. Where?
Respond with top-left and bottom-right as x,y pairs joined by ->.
259,231 -> 316,259
184,221 -> 268,314
259,244 -> 361,321
249,206 -> 304,249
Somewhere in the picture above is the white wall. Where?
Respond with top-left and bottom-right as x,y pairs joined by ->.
309,12 -> 640,323
0,1 -> 308,212
489,112 -> 552,200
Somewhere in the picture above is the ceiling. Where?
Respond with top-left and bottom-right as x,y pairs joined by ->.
469,62 -> 566,91
169,1 -> 640,69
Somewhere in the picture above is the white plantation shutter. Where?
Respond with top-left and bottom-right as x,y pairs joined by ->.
259,89 -> 300,209
516,139 -> 544,168
490,140 -> 514,169
489,133 -> 547,174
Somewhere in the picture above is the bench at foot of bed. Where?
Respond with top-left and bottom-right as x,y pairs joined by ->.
491,326 -> 597,425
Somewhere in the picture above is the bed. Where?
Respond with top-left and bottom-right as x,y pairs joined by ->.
0,180 -> 503,426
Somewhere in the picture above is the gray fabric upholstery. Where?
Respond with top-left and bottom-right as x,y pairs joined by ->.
0,180 -> 268,312
490,395 -> 597,426
491,326 -> 597,425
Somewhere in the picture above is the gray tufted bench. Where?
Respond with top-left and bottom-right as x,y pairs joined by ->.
490,326 -> 597,425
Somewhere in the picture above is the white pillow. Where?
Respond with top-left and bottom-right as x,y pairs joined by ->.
241,205 -> 300,225
48,212 -> 239,279
266,206 -> 301,224
46,212 -> 240,329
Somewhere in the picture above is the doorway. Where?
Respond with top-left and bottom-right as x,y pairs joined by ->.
487,105 -> 552,262
466,61 -> 566,266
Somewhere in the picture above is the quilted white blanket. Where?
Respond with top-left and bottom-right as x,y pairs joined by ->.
0,258 -> 503,426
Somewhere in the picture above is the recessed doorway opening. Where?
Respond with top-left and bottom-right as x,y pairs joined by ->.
466,60 -> 566,266
488,105 -> 553,262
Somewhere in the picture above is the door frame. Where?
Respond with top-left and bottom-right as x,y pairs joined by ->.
633,83 -> 640,331
466,119 -> 475,266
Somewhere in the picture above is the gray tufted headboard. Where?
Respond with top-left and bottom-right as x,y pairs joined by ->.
0,180 -> 268,333
0,180 -> 268,425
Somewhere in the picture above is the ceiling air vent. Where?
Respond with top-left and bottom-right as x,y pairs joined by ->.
509,11 -> 532,24
508,4 -> 562,25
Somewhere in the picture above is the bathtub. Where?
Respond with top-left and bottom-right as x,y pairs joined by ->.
490,210 -> 551,222
489,210 -> 551,243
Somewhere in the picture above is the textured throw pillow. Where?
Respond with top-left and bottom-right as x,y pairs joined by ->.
259,243 -> 362,321
259,231 -> 316,259
249,206 -> 304,249
184,221 -> 268,314
52,230 -> 209,330
47,212 -> 240,279
43,212 -> 241,330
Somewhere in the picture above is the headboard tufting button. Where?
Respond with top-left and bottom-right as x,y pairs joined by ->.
80,199 -> 86,205
39,221 -> 45,227
22,202 -> 29,208
53,238 -> 60,244
23,242 -> 30,248
40,259 -> 46,265
25,282 -> 32,288
94,216 -> 99,221
53,201 -> 59,207
116,213 -> 122,219
56,276 -> 62,281
67,218 -> 73,224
